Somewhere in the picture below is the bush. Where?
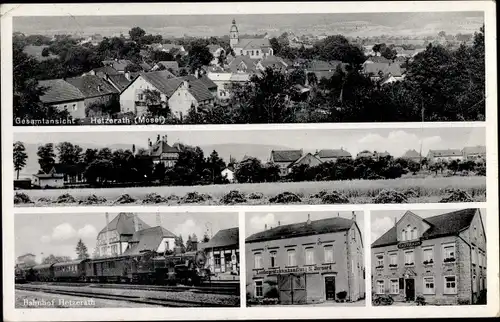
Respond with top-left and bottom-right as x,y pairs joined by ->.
403,188 -> 419,198
248,192 -> 264,199
264,287 -> 279,298
114,194 -> 137,204
14,192 -> 33,204
440,188 -> 473,203
56,193 -> 76,203
38,197 -> 53,203
269,192 -> 302,203
79,194 -> 107,205
220,190 -> 247,204
337,291 -> 347,300
142,193 -> 168,204
311,190 -> 328,198
372,189 -> 408,204
181,192 -> 211,203
321,191 -> 350,204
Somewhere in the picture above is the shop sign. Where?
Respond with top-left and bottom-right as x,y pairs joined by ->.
398,240 -> 422,249
254,264 -> 333,276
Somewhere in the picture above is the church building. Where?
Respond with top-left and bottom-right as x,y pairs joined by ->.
229,19 -> 274,59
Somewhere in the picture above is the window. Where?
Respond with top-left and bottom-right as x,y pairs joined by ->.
389,253 -> 397,267
240,50 -> 243,55
404,250 -> 414,266
376,254 -> 384,268
270,251 -> 277,268
472,247 -> 477,265
214,253 -> 221,268
423,247 -> 434,264
64,105 -> 67,109
287,249 -> 296,267
251,50 -> 254,56
444,276 -> 457,294
443,243 -> 456,262
255,280 -> 263,297
305,247 -> 315,265
72,104 -> 77,111
254,252 -> 262,269
411,227 -> 418,240
423,277 -> 435,294
473,275 -> 477,293
138,94 -> 144,101
376,280 -> 385,294
324,245 -> 334,263
390,279 -> 399,294
256,50 -> 259,55
401,230 -> 407,241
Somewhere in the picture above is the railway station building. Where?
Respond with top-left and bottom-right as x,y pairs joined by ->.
371,208 -> 486,305
245,214 -> 365,305
202,227 -> 240,280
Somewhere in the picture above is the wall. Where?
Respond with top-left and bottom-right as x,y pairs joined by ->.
246,228 -> 353,303
120,76 -> 167,116
156,237 -> 177,253
168,84 -> 198,120
34,177 -> 64,188
84,94 -> 116,116
346,222 -> 365,301
49,100 -> 86,119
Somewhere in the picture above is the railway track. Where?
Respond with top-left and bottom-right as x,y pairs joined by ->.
15,285 -> 237,307
27,281 -> 240,296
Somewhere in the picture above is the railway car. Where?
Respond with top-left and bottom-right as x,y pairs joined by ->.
23,267 -> 37,282
85,255 -> 131,283
32,263 -> 55,282
151,250 -> 211,286
53,259 -> 90,282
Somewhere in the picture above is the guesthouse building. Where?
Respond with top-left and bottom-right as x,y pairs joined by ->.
371,208 -> 486,305
202,227 -> 240,280
246,214 -> 365,305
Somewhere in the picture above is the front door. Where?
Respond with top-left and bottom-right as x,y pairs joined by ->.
405,279 -> 415,301
224,253 -> 232,272
325,276 -> 336,301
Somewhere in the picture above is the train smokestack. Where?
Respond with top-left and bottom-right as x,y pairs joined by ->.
191,234 -> 198,251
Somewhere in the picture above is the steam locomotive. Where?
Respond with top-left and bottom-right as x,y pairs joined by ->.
17,250 -> 211,286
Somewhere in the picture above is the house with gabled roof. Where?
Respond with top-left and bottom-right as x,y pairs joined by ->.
94,213 -> 150,258
371,208 -> 486,305
427,149 -> 464,163
119,71 -> 216,119
270,149 -> 303,176
145,135 -> 181,167
315,149 -> 352,163
462,145 -> 486,162
246,213 -> 365,304
202,227 -> 240,280
229,19 -> 274,59
123,226 -> 177,256
38,75 -> 118,119
402,149 -> 422,163
151,61 -> 180,74
289,153 -> 323,169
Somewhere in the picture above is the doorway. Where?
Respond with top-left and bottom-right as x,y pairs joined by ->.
325,276 -> 336,301
278,273 -> 307,305
405,278 -> 415,301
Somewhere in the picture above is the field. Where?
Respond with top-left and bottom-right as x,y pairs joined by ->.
14,176 -> 486,207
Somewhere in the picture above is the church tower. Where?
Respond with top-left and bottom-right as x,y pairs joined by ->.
229,18 -> 239,49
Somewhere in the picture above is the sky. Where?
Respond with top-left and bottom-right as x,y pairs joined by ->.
15,212 -> 238,263
370,208 -> 486,244
13,12 -> 483,38
245,211 -> 364,240
14,126 -> 485,160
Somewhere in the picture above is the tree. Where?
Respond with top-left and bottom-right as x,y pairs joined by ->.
407,160 -> 421,175
314,35 -> 365,66
143,89 -> 171,118
448,159 -> 460,174
13,141 -> 28,179
41,47 -> 50,57
84,148 -> 99,165
206,150 -> 226,184
175,235 -> 186,253
235,157 -> 264,183
37,143 -> 56,173
187,41 -> 213,73
56,142 -> 83,165
129,27 -> 146,42
75,239 -> 89,260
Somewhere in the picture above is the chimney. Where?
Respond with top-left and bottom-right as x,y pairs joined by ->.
125,71 -> 131,81
163,135 -> 168,144
156,212 -> 161,227
306,214 -> 311,225
148,138 -> 152,147
278,221 -> 281,226
157,134 -> 160,143
352,211 -> 356,222
174,246 -> 182,255
134,214 -> 139,232
195,69 -> 200,79
264,224 -> 267,230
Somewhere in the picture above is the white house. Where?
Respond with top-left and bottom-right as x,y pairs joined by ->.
119,71 -> 215,120
427,149 -> 465,163
32,173 -> 65,188
222,166 -> 236,183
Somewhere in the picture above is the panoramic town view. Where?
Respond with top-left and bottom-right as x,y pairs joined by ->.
15,211 -> 240,308
13,127 -> 486,207
13,12 -> 485,125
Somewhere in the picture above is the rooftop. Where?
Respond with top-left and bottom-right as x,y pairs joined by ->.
271,150 -> 303,163
372,208 -> 479,248
99,213 -> 150,235
246,217 -> 354,243
315,149 -> 352,158
124,226 -> 177,256
203,227 -> 239,249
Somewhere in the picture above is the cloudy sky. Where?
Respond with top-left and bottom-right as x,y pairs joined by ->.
14,12 -> 483,37
245,211 -> 364,240
14,127 -> 485,160
370,208 -> 486,244
15,212 -> 238,263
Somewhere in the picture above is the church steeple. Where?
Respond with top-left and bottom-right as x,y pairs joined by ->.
229,18 -> 239,49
